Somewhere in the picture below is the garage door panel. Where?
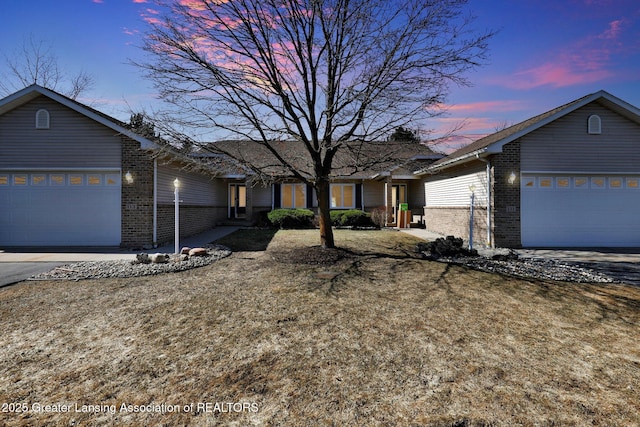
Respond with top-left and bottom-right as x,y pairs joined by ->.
522,174 -> 640,247
0,171 -> 121,246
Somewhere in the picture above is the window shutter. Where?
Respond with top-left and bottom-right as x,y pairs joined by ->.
273,183 -> 281,208
355,184 -> 363,209
306,184 -> 314,208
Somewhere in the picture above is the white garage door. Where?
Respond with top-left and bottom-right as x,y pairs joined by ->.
0,171 -> 121,246
521,174 -> 640,247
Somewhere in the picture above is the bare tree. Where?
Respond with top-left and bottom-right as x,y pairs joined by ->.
137,0 -> 494,248
1,35 -> 94,99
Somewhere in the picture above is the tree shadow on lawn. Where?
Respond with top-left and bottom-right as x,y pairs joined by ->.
213,228 -> 278,252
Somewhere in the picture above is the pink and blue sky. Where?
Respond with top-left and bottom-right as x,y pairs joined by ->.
1,0 -> 639,147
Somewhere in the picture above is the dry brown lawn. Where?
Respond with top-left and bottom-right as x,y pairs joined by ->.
1,229 -> 640,426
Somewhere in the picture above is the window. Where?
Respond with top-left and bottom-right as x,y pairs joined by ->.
627,178 -> 639,189
70,175 -> 84,185
588,114 -> 601,134
330,184 -> 355,208
574,177 -> 588,189
31,175 -> 46,185
539,177 -> 553,188
609,178 -> 623,189
88,175 -> 102,185
281,183 -> 306,208
0,175 -> 8,185
13,175 -> 27,185
556,177 -> 570,189
50,174 -> 65,185
591,177 -> 605,189
36,109 -> 50,129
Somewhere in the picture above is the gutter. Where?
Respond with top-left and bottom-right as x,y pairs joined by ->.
416,148 -> 488,175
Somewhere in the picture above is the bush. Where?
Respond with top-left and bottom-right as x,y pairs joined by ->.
267,208 -> 315,229
330,209 -> 374,227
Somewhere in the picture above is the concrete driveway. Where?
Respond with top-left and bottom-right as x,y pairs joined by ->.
518,248 -> 640,286
0,227 -> 240,288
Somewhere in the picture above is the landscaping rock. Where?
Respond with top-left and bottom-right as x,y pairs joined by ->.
418,235 -> 478,259
188,247 -> 208,257
29,244 -> 232,281
149,253 -> 170,263
180,247 -> 192,255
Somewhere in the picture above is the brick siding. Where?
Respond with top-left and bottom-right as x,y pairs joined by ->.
156,205 -> 226,246
120,136 -> 154,248
491,140 -> 521,248
424,206 -> 490,246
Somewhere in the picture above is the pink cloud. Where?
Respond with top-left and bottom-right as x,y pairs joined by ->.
439,100 -> 525,114
132,0 -> 148,3
493,18 -> 628,90
503,63 -> 613,90
92,0 -> 103,3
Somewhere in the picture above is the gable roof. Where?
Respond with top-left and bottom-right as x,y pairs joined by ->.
0,84 -> 158,150
198,138 -> 442,181
420,90 -> 640,173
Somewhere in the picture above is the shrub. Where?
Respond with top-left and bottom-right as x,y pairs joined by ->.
330,209 -> 374,227
370,207 -> 388,228
267,208 -> 315,229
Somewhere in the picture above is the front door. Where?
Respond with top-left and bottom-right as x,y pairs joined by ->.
229,183 -> 247,218
391,184 -> 407,223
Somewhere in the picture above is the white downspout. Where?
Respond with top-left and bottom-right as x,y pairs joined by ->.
476,154 -> 492,248
153,158 -> 158,247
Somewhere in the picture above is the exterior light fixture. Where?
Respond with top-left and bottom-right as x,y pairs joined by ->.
174,178 -> 180,254
508,172 -> 517,185
125,171 -> 133,184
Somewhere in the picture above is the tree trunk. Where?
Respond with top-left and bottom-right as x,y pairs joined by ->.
316,177 -> 335,249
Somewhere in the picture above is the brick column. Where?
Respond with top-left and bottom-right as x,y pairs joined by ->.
121,136 -> 154,248
492,140 -> 521,247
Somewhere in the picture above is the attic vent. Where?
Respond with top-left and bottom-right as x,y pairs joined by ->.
588,114 -> 601,134
36,109 -> 50,129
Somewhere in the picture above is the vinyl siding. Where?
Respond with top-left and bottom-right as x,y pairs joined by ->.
157,164 -> 219,205
521,102 -> 640,172
0,95 -> 121,168
363,181 -> 384,209
252,184 -> 272,208
425,168 -> 488,207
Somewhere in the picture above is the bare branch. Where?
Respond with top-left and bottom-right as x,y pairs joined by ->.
136,0 -> 495,247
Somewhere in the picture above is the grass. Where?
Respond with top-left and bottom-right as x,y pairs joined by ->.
1,229 -> 640,426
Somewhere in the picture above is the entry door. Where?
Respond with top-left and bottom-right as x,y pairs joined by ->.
391,184 -> 407,223
229,183 -> 247,218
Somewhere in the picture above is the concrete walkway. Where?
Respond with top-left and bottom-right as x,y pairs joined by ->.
0,227 -> 240,287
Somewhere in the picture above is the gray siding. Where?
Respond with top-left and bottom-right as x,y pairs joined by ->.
0,95 -> 121,168
521,102 -> 640,172
157,163 -> 220,205
252,184 -> 272,208
363,181 -> 384,209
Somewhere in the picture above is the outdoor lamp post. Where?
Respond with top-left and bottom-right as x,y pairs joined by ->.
174,178 -> 180,254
